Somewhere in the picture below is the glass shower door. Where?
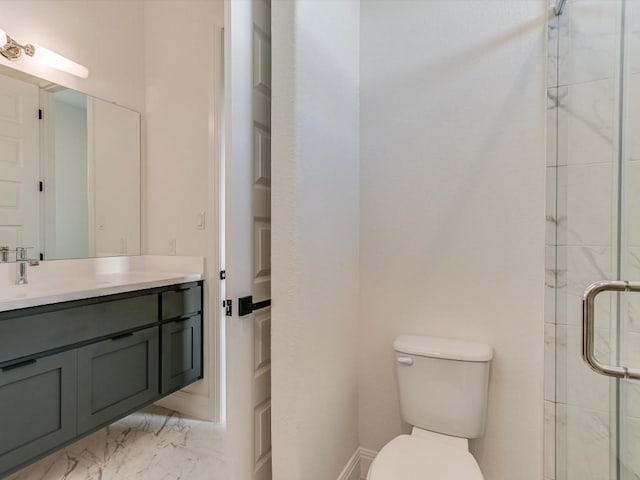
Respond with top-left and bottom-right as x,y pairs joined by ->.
550,1 -> 640,479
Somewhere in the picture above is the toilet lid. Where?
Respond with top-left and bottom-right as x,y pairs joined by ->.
368,435 -> 484,480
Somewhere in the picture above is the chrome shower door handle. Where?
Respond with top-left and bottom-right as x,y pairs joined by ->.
582,280 -> 640,380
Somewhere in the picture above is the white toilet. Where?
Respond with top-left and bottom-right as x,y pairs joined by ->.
367,334 -> 493,480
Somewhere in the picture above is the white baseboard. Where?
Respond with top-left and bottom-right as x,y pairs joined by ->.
337,447 -> 379,480
359,447 -> 378,479
337,448 -> 361,480
154,388 -> 214,421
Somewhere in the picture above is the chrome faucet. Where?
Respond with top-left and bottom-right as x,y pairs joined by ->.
15,247 -> 39,285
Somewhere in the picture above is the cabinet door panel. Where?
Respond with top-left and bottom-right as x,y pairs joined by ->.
161,315 -> 202,394
161,284 -> 202,320
0,350 -> 76,476
77,327 -> 159,433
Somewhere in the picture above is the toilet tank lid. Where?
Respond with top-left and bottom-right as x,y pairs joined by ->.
394,335 -> 493,362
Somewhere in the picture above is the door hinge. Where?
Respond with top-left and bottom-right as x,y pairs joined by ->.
38,109 -> 43,120
224,299 -> 232,316
38,181 -> 44,192
219,270 -> 226,280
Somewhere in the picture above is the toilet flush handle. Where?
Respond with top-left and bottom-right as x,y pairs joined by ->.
397,356 -> 414,366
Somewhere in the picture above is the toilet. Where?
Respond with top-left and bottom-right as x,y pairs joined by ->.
367,334 -> 493,480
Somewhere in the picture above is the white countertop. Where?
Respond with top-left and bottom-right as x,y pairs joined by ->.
0,256 -> 204,313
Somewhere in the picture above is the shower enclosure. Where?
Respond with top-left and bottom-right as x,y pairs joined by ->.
547,1 -> 640,479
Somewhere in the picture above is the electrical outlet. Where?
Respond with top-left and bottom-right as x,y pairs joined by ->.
168,238 -> 176,256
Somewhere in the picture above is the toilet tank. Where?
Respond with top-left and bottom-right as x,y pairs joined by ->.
394,334 -> 493,439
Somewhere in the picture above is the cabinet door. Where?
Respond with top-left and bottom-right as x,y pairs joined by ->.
161,284 -> 202,321
161,315 -> 202,394
77,327 -> 159,434
0,350 -> 76,477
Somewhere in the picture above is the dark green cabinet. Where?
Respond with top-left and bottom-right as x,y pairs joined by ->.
161,285 -> 202,321
161,315 -> 202,394
0,281 -> 203,479
77,327 -> 159,433
0,294 -> 158,364
0,350 -> 77,475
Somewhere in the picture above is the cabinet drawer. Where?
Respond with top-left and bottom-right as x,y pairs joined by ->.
161,284 -> 202,320
0,294 -> 158,364
0,350 -> 77,477
77,327 -> 159,434
161,315 -> 203,394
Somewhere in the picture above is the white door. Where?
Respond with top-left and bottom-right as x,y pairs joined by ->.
0,75 -> 40,255
225,0 -> 272,479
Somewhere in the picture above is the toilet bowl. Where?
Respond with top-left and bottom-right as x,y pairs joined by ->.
367,432 -> 483,480
367,334 -> 492,480
367,434 -> 483,480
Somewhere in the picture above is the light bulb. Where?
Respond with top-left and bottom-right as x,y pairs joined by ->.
31,44 -> 88,78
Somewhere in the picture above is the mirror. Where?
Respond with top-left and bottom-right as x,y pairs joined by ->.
0,67 -> 141,261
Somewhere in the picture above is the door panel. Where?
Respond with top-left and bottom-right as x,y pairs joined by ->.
551,1 -> 640,479
252,1 -> 272,478
0,75 -> 40,253
226,0 -> 272,478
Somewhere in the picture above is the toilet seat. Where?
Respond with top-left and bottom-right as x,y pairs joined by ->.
367,434 -> 484,480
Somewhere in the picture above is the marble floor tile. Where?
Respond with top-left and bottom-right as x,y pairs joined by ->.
6,406 -> 226,480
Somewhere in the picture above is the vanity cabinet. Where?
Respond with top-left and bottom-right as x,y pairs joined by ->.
0,281 -> 203,479
0,350 -> 77,475
161,284 -> 202,321
161,314 -> 202,394
0,294 -> 158,365
77,327 -> 159,433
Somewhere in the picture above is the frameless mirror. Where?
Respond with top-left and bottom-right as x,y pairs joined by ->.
0,66 -> 141,261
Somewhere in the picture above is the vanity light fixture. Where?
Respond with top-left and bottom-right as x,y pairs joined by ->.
0,27 -> 89,79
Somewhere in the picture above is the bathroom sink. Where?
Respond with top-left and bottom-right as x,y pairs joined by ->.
0,266 -> 203,313
0,279 -> 96,301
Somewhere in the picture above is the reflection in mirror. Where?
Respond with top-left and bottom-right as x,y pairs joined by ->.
0,68 -> 141,261
51,89 -> 88,258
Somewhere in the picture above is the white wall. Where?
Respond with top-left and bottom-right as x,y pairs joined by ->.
358,2 -> 546,480
271,1 -> 361,479
53,98 -> 88,259
143,0 -> 224,420
0,1 -> 145,112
